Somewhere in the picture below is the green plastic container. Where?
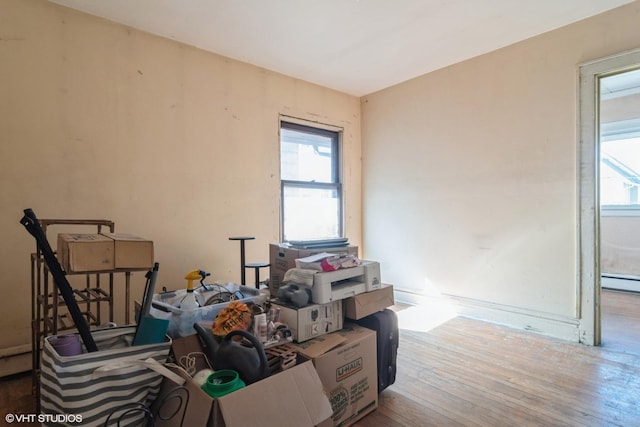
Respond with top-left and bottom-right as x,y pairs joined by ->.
201,370 -> 246,398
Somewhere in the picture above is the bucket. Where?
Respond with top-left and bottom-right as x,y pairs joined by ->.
201,370 -> 246,398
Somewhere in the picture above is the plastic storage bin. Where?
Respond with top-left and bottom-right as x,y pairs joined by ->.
149,283 -> 267,338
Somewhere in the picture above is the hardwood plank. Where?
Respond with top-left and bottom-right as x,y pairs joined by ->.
601,290 -> 640,355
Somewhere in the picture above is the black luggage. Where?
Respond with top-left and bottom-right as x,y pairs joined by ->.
355,308 -> 399,393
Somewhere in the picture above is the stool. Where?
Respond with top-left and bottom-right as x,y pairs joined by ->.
229,236 -> 269,288
245,262 -> 270,289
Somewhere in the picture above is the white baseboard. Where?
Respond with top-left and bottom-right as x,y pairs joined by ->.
0,348 -> 32,378
394,289 -> 580,342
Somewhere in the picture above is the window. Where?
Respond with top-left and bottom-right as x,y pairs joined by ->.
599,68 -> 640,214
280,119 -> 342,241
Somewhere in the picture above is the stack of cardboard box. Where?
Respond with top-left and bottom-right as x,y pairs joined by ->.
57,232 -> 154,272
265,243 -> 396,426
153,244 -> 396,426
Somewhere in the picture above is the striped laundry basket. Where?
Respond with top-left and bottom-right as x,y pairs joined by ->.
40,326 -> 172,426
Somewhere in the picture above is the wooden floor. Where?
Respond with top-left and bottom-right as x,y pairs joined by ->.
1,290 -> 639,426
356,290 -> 640,427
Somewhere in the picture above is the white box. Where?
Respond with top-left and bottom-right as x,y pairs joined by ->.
272,300 -> 343,343
363,261 -> 382,292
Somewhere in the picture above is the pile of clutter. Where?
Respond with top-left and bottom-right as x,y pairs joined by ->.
148,269 -> 299,387
143,239 -> 395,427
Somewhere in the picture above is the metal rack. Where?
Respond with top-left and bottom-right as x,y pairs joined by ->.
30,219 -> 147,398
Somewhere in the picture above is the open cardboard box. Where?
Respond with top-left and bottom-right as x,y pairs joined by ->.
343,284 -> 395,320
155,335 -> 333,427
287,324 -> 378,427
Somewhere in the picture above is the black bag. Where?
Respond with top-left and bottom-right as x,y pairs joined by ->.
355,309 -> 399,393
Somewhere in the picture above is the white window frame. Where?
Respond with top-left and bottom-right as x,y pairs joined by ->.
279,116 -> 344,242
600,119 -> 640,217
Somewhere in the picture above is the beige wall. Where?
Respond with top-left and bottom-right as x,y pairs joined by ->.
0,0 -> 361,364
362,2 -> 640,324
602,216 -> 640,276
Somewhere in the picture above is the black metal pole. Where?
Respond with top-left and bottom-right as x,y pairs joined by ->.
20,209 -> 99,352
229,236 -> 255,286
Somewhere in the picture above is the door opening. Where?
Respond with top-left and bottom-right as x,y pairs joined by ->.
599,68 -> 640,293
578,48 -> 640,346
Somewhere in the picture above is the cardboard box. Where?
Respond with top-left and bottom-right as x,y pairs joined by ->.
344,284 -> 395,320
57,233 -> 114,273
289,325 -> 378,427
101,232 -> 154,269
155,351 -> 333,427
284,332 -> 347,360
273,299 -> 343,343
269,243 -> 359,296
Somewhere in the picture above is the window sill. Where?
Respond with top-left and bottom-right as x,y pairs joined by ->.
601,206 -> 640,217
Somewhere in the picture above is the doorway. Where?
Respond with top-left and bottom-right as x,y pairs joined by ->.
599,68 -> 640,293
578,48 -> 640,347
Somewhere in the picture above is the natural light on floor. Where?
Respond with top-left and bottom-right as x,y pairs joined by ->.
396,296 -> 459,333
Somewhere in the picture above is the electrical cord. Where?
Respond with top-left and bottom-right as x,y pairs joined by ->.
178,352 -> 211,376
201,283 -> 246,306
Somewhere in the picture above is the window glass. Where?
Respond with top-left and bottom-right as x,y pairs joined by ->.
600,136 -> 640,206
282,186 -> 340,241
281,128 -> 334,182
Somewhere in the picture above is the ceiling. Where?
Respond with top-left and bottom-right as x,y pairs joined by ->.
49,0 -> 636,96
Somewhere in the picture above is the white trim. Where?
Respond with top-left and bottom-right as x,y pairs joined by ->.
0,347 -> 31,377
578,47 -> 640,346
0,343 -> 31,358
577,59 -> 600,346
600,118 -> 640,141
394,290 -> 580,342
601,205 -> 640,216
279,114 -> 344,132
